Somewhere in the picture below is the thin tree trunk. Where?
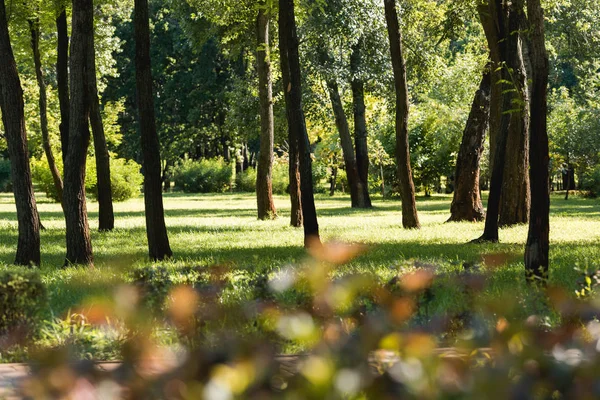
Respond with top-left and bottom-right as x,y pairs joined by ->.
350,41 -> 372,208
0,0 -> 41,266
279,0 -> 320,246
525,0 -> 550,282
134,0 -> 173,261
64,0 -> 93,266
448,68 -> 491,222
256,6 -> 277,220
384,0 -> 420,229
56,4 -> 70,166
29,18 -> 64,205
326,79 -> 368,208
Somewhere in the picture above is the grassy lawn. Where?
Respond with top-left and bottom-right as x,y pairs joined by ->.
0,191 -> 599,359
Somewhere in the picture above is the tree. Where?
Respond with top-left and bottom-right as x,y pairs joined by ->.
55,0 -> 70,165
383,0 -> 420,229
256,2 -> 277,220
524,0 -> 550,282
134,0 -> 173,260
279,0 -> 320,246
448,67 -> 491,222
63,0 -> 94,266
0,0 -> 41,266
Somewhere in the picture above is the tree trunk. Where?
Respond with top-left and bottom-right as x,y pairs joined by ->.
87,37 -> 115,231
56,5 -> 70,166
29,18 -> 64,205
279,0 -> 320,246
448,68 -> 491,222
0,0 -> 41,266
64,0 -> 93,266
134,0 -> 173,261
350,41 -> 372,208
525,0 -> 550,282
256,7 -> 277,220
326,79 -> 369,208
383,0 -> 420,229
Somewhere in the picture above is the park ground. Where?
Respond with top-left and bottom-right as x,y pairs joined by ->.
0,191 -> 599,360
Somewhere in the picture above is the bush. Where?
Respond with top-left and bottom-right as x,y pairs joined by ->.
0,158 -> 11,192
236,168 -> 257,192
581,165 -> 600,198
172,158 -> 234,193
272,160 -> 289,195
31,156 -> 142,202
0,268 -> 46,339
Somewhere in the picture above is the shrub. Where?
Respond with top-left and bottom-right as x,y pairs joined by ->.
272,160 -> 289,195
236,168 -> 257,192
0,268 -> 46,339
581,165 -> 600,198
0,158 -> 11,192
172,158 -> 234,193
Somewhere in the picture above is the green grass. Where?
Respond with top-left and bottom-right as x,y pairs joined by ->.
0,191 -> 599,359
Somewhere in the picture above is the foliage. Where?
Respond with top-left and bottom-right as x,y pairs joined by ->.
0,267 -> 46,340
581,165 -> 600,198
235,168 -> 257,192
0,158 -> 11,192
171,158 -> 234,193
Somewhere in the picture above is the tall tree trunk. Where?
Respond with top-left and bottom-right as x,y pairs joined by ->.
448,68 -> 491,222
64,0 -> 93,266
256,6 -> 277,220
525,0 -> 550,282
350,41 -> 372,208
87,38 -> 115,231
134,0 -> 173,261
29,18 -> 64,205
279,0 -> 320,246
56,4 -> 70,166
0,0 -> 41,266
326,79 -> 368,208
383,0 -> 420,229
499,0 -> 530,227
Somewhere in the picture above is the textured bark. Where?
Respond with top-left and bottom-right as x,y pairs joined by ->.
279,0 -> 320,246
0,0 -> 41,266
499,0 -> 530,227
135,0 -> 173,260
256,7 -> 277,220
326,79 -> 369,208
350,41 -> 372,208
56,5 -> 70,165
384,0 -> 420,229
87,41 -> 115,231
64,0 -> 93,266
525,0 -> 550,282
29,19 -> 64,205
448,69 -> 491,222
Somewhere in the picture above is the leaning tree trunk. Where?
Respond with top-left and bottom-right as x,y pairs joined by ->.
134,0 -> 173,261
0,0 -> 41,266
383,0 -> 420,229
326,79 -> 369,208
350,41 -> 372,208
256,6 -> 277,220
29,18 -> 64,205
64,0 -> 93,266
87,38 -> 115,231
279,0 -> 320,246
56,3 -> 70,165
525,0 -> 550,282
448,67 -> 491,222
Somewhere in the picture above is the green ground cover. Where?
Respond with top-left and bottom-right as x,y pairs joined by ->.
0,192 -> 599,360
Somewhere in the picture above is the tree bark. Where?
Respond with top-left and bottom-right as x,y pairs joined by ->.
383,0 -> 420,229
56,4 -> 70,166
64,0 -> 93,266
279,0 -> 320,246
256,6 -> 277,220
448,68 -> 491,222
134,0 -> 173,261
0,0 -> 41,266
326,79 -> 369,208
87,41 -> 115,231
350,41 -> 372,208
29,18 -> 64,205
524,0 -> 550,282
